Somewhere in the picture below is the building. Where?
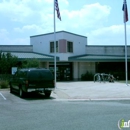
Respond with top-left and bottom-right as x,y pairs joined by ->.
30,31 -> 87,81
0,31 -> 130,80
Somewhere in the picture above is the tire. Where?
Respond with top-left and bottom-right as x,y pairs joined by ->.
44,91 -> 51,98
19,87 -> 25,98
10,83 -> 13,93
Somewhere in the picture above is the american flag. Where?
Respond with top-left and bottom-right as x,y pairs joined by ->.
55,0 -> 61,20
122,0 -> 128,22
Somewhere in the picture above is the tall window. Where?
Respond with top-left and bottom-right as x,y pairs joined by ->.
50,41 -> 58,53
67,41 -> 73,53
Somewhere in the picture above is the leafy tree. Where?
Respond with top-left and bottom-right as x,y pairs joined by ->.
22,58 -> 39,68
0,52 -> 18,74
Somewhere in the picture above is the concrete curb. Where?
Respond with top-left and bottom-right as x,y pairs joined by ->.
54,98 -> 130,102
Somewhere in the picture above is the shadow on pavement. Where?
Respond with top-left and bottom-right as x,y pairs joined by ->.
11,91 -> 55,100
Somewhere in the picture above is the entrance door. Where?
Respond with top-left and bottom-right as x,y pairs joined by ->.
58,66 -> 71,81
49,62 -> 72,81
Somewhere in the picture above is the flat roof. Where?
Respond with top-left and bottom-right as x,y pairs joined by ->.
2,51 -> 59,61
69,54 -> 130,62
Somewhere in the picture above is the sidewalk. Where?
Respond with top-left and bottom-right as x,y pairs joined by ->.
52,81 -> 130,100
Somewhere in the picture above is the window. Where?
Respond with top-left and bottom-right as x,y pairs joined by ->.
50,41 -> 58,53
50,42 -> 54,53
67,41 -> 73,52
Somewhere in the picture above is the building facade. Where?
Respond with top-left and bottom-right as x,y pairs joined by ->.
30,31 -> 88,80
30,31 -> 130,80
0,31 -> 130,80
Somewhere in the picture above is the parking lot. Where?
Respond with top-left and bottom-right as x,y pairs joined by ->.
0,90 -> 61,130
1,81 -> 130,101
0,89 -> 54,102
0,82 -> 130,130
1,81 -> 130,130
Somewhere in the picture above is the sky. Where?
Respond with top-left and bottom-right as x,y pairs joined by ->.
0,0 -> 130,46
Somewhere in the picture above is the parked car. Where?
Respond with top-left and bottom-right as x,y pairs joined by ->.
9,68 -> 55,98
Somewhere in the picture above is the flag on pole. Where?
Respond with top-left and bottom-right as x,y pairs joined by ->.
122,0 -> 128,22
55,0 -> 61,20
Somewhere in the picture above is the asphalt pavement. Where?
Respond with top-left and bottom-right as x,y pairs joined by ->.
52,81 -> 130,100
0,81 -> 130,101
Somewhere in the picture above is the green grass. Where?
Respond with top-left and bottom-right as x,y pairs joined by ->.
0,80 -> 9,89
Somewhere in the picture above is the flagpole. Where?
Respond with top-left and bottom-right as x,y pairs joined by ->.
123,0 -> 128,85
54,0 -> 57,88
124,20 -> 128,85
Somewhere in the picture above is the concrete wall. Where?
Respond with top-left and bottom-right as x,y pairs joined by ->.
73,62 -> 79,80
73,62 -> 95,80
86,46 -> 130,55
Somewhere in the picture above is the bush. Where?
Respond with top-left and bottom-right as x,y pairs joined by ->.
81,71 -> 93,81
0,74 -> 11,81
0,80 -> 9,89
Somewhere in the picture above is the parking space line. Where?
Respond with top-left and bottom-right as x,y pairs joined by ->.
0,92 -> 6,100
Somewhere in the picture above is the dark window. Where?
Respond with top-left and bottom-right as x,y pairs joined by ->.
50,41 -> 58,53
28,70 -> 53,80
67,41 -> 73,52
50,42 -> 54,53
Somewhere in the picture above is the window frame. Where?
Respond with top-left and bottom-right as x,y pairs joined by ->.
50,41 -> 58,53
67,41 -> 73,53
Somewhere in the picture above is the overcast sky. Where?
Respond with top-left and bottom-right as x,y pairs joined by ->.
0,0 -> 130,45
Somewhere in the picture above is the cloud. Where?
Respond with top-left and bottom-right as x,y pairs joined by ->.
0,0 -> 31,22
90,25 -> 124,36
56,2 -> 112,39
0,0 -> 50,23
0,28 -> 29,45
1,1 -> 126,46
62,3 -> 111,30
13,37 -> 30,45
14,24 -> 43,33
0,29 -> 9,36
0,29 -> 10,45
0,0 -> 68,23
14,23 -> 55,36
87,25 -> 130,45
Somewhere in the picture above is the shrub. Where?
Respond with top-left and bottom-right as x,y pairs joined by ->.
0,80 -> 9,89
81,71 -> 93,81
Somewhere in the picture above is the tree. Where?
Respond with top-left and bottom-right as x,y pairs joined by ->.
0,52 -> 18,74
22,58 -> 39,68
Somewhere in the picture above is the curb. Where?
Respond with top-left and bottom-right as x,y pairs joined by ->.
54,98 -> 130,102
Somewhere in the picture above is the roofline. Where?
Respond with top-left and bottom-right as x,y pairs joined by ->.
1,51 -> 54,57
18,58 -> 59,61
30,30 -> 87,39
69,54 -> 130,59
68,54 -> 130,62
0,45 -> 32,47
1,51 -> 60,61
86,45 -> 130,47
68,59 -> 130,62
